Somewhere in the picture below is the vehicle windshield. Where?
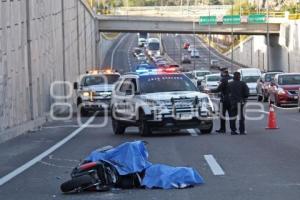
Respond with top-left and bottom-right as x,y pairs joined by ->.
243,76 -> 260,83
140,74 -> 198,93
265,73 -> 280,82
196,72 -> 210,77
278,75 -> 300,85
82,74 -> 120,86
184,73 -> 194,79
148,42 -> 160,50
206,76 -> 220,82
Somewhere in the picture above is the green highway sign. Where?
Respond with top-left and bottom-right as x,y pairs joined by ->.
248,14 -> 266,23
199,16 -> 217,25
223,15 -> 241,24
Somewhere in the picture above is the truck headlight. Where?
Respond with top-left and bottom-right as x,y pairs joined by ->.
83,92 -> 90,97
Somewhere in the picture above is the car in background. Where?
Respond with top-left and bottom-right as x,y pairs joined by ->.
138,38 -> 146,47
183,42 -> 190,49
183,72 -> 198,86
268,73 -> 300,107
146,38 -> 160,57
111,70 -> 214,136
152,55 -> 164,62
238,68 -> 261,96
181,54 -> 191,64
210,59 -> 220,70
256,71 -> 283,102
188,45 -> 196,52
136,53 -> 147,62
135,64 -> 158,73
192,70 -> 211,81
73,69 -> 120,116
155,60 -> 168,68
132,47 -> 143,57
199,73 -> 221,93
190,49 -> 200,58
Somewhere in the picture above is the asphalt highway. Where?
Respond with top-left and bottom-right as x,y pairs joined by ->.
1,33 -> 300,200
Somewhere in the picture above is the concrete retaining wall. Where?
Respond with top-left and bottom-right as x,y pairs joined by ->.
224,21 -> 300,73
0,0 -> 97,142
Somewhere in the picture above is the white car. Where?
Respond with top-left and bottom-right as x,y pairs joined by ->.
200,74 -> 221,92
73,70 -> 120,116
190,49 -> 200,58
188,45 -> 196,52
192,70 -> 211,82
138,38 -> 146,47
238,68 -> 262,96
137,53 -> 147,61
111,71 -> 214,136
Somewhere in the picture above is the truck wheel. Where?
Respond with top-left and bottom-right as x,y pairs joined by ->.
199,121 -> 213,134
112,117 -> 126,135
80,107 -> 88,117
138,111 -> 151,137
77,98 -> 88,117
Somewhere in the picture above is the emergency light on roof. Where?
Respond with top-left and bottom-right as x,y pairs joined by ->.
86,68 -> 117,74
135,67 -> 178,74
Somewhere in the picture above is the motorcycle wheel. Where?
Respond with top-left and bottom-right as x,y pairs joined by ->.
61,175 -> 94,193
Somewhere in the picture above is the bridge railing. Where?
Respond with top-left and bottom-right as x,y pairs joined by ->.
110,6 -> 232,18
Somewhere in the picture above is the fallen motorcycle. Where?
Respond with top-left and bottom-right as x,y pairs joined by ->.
60,146 -> 142,193
60,141 -> 204,193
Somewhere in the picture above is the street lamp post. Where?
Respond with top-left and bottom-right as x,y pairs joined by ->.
231,2 -> 234,71
266,0 -> 270,71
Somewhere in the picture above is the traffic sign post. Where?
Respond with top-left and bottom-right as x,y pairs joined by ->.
223,15 -> 241,24
248,14 -> 266,24
199,16 -> 217,25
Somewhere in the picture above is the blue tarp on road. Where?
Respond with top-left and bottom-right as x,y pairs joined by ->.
142,164 -> 204,189
85,141 -> 151,175
85,141 -> 204,189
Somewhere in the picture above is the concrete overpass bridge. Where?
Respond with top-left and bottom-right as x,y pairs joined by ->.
97,15 -> 281,35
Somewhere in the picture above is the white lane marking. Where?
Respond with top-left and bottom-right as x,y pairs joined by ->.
111,33 -> 128,69
187,129 -> 198,136
0,115 -> 96,186
204,154 -> 225,176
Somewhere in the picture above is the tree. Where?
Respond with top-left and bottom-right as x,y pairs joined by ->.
209,0 -> 221,5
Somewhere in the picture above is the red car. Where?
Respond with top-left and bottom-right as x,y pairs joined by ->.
183,42 -> 190,49
268,73 -> 300,106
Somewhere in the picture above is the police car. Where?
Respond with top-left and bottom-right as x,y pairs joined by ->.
73,69 -> 120,116
110,68 -> 214,136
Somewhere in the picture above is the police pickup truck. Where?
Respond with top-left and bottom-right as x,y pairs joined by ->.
110,69 -> 214,136
73,69 -> 120,116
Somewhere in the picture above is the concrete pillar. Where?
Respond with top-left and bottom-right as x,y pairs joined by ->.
95,21 -> 101,67
61,0 -> 67,98
76,0 -> 81,75
268,35 -> 288,72
26,0 -> 34,120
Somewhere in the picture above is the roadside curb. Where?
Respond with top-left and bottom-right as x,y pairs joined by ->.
0,117 -> 47,144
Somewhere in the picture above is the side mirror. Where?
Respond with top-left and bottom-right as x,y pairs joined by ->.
73,82 -> 78,90
125,89 -> 133,96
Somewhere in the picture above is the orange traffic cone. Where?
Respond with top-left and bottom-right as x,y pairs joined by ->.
266,105 -> 279,129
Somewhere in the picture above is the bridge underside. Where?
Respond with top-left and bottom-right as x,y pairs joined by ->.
97,16 -> 280,35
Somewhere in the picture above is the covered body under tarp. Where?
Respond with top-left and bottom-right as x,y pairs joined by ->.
85,141 -> 204,189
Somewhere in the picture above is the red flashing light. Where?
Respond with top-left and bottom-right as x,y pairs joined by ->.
164,67 -> 177,73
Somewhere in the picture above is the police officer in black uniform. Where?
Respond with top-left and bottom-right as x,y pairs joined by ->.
228,72 -> 249,135
210,68 -> 231,134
